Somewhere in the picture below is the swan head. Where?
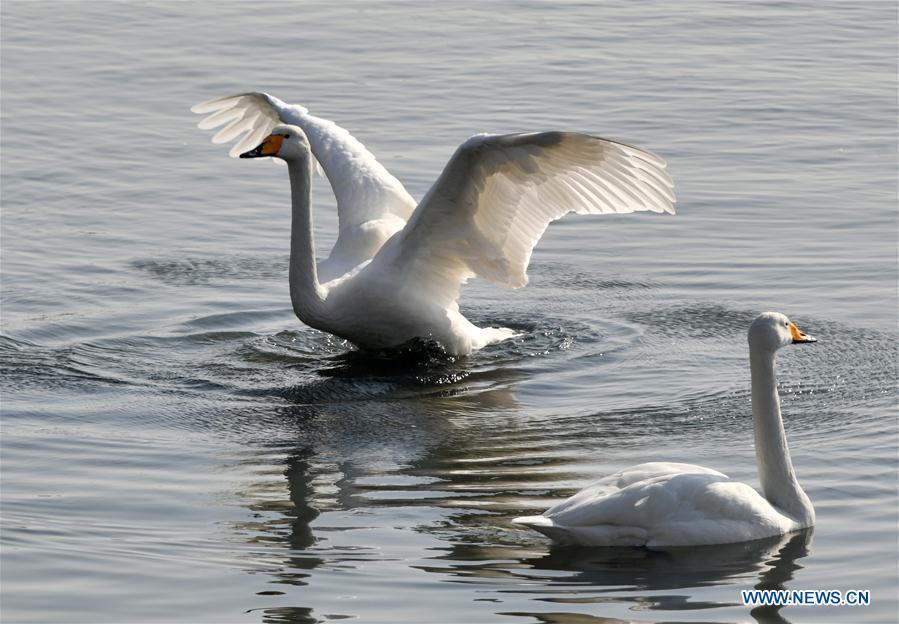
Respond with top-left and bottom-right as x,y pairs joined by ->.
239,124 -> 310,161
749,312 -> 817,352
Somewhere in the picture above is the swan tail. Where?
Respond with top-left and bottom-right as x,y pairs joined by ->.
475,326 -> 518,349
513,515 -> 554,527
513,515 -> 649,547
512,515 -> 573,543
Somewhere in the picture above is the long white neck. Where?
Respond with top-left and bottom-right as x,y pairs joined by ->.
750,347 -> 814,526
286,156 -> 326,326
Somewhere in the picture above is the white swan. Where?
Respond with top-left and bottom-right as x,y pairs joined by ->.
192,93 -> 675,354
513,312 -> 817,546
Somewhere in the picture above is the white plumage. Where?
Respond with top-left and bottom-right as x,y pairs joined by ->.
513,312 -> 818,546
192,93 -> 675,354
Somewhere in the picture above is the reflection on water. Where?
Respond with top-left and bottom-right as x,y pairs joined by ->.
749,531 -> 813,624
518,530 -> 811,592
517,532 -> 810,624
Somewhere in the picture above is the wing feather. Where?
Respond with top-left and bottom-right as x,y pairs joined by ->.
192,92 -> 416,225
212,112 -> 261,145
379,131 -> 675,303
197,106 -> 243,130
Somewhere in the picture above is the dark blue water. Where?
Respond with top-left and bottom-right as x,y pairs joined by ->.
2,2 -> 896,622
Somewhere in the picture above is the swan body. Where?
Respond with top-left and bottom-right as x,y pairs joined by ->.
513,312 -> 818,546
192,93 -> 675,354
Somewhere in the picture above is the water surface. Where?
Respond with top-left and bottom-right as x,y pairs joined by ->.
2,2 -> 896,623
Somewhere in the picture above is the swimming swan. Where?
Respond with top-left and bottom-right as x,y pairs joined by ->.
513,312 -> 817,546
192,93 -> 675,354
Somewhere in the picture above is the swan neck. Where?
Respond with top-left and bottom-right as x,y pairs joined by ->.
287,156 -> 326,323
750,346 -> 814,525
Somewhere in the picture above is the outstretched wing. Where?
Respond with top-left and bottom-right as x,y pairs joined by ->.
376,131 -> 675,307
191,92 -> 416,225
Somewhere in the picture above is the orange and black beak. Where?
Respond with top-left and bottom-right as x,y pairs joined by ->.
788,321 -> 817,344
240,134 -> 283,159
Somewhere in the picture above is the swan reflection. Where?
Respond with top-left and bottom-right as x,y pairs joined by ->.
418,530 -> 811,624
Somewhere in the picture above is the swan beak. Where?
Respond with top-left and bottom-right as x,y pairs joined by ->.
789,322 -> 817,344
240,134 -> 283,158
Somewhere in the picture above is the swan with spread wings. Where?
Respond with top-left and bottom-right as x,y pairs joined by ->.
192,93 -> 675,354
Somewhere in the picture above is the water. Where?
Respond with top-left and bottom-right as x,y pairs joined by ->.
2,2 -> 896,622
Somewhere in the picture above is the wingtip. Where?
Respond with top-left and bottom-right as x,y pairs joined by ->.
191,92 -> 266,115
512,515 -> 554,528
190,94 -> 237,114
